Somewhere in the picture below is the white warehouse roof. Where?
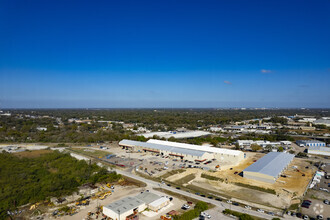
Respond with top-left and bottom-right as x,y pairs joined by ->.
138,131 -> 211,139
244,152 -> 294,178
104,197 -> 144,214
119,139 -> 206,157
147,139 -> 243,156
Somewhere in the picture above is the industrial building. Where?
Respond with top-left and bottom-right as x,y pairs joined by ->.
103,192 -> 170,220
138,130 -> 211,139
119,139 -> 245,164
308,146 -> 330,156
296,140 -> 326,147
243,152 -> 295,183
313,118 -> 330,127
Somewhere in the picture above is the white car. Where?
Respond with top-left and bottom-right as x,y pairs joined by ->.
227,200 -> 232,204
303,215 -> 309,220
244,205 -> 251,210
205,213 -> 211,219
320,188 -> 329,192
257,209 -> 264,213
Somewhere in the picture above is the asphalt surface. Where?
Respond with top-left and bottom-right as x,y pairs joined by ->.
71,148 -> 300,220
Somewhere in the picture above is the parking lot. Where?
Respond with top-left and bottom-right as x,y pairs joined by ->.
92,144 -> 224,178
300,198 -> 330,219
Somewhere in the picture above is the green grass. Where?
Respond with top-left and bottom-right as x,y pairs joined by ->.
288,203 -> 299,211
233,182 -> 276,195
201,173 -> 225,182
175,174 -> 196,185
223,209 -> 264,220
69,148 -> 111,158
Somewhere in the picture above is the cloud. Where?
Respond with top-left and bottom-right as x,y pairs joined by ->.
224,80 -> 232,85
261,69 -> 272,74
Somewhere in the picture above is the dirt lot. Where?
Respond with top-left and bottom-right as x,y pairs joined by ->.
161,152 -> 316,209
208,152 -> 314,198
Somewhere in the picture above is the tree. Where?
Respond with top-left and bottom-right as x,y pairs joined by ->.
265,145 -> 273,152
277,146 -> 284,152
251,144 -> 261,152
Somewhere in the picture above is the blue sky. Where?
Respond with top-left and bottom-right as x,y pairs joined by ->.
0,0 -> 329,108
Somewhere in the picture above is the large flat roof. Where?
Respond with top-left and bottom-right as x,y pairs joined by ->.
138,131 -> 211,139
104,197 -> 144,214
119,139 -> 206,157
147,139 -> 243,156
243,152 -> 294,178
135,192 -> 161,204
308,146 -> 330,152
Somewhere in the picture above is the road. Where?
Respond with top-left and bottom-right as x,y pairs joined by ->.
70,149 -> 299,220
113,168 -> 278,219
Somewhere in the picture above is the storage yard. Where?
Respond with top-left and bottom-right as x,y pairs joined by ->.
70,141 -> 316,210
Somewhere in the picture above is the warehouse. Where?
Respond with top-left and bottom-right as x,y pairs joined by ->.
119,139 -> 245,164
243,152 -> 294,183
147,139 -> 245,163
148,197 -> 170,212
308,146 -> 330,156
103,192 -> 170,219
103,196 -> 145,220
296,140 -> 325,147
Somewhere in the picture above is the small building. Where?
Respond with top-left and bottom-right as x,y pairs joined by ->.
148,197 -> 170,212
103,192 -> 169,220
296,140 -> 326,147
103,197 -> 145,220
308,146 -> 330,156
243,152 -> 294,183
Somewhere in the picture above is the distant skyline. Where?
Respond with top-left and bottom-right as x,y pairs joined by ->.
1,0 -> 329,108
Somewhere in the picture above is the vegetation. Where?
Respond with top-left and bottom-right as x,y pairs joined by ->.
1,109 -> 328,143
174,174 -> 196,185
223,209 -> 254,220
173,201 -> 208,220
161,169 -> 185,179
0,151 -> 121,219
201,173 -> 225,182
233,182 -> 276,194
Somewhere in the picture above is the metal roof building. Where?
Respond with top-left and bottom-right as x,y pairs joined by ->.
147,139 -> 243,156
103,197 -> 145,220
119,139 -> 206,157
119,139 -> 245,164
308,146 -> 330,156
138,130 -> 211,139
243,152 -> 294,183
296,140 -> 326,147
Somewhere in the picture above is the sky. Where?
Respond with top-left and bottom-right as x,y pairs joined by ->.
0,0 -> 329,108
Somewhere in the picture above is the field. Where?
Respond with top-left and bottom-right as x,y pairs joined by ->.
69,147 -> 111,158
13,149 -> 53,158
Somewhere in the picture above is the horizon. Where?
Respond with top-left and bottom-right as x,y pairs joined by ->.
1,0 -> 329,108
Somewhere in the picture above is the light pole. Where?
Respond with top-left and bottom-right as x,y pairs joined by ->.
117,209 -> 120,220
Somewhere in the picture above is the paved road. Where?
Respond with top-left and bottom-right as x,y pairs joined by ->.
114,168 -> 278,219
70,149 -> 299,220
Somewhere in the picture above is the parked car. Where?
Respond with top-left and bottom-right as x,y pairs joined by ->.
303,215 -> 309,220
317,215 -> 323,220
233,202 -> 239,206
268,212 -> 275,216
244,205 -> 251,210
320,188 -> 329,192
226,200 -> 232,204
302,203 -> 310,208
324,199 -> 329,205
257,209 -> 264,213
